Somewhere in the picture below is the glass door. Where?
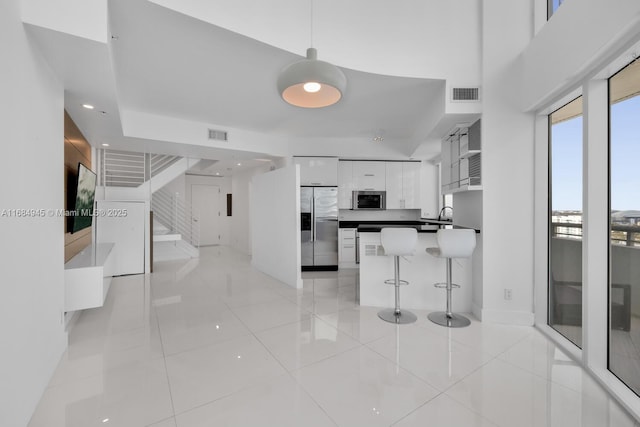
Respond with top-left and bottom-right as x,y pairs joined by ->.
548,96 -> 583,348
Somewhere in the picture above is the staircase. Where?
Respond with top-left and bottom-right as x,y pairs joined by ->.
97,149 -> 201,260
151,189 -> 200,260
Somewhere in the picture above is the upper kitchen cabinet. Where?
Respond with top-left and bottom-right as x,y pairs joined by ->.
441,118 -> 482,194
385,161 -> 422,209
420,162 -> 438,218
337,160 -> 355,209
385,162 -> 403,209
352,161 -> 386,191
294,157 -> 338,186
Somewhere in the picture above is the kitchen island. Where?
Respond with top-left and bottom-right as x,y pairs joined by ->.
358,222 -> 478,312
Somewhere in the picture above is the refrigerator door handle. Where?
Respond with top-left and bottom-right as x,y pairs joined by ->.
311,193 -> 315,242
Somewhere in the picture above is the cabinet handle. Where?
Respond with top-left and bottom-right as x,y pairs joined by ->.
343,237 -> 355,240
310,182 -> 322,185
364,188 -> 375,191
364,174 -> 375,177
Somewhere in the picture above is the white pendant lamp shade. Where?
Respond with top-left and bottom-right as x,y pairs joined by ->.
278,48 -> 347,108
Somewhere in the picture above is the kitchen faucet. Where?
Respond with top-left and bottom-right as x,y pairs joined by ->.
438,206 -> 453,222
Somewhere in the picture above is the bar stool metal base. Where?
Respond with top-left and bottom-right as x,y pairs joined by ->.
378,308 -> 417,324
428,312 -> 471,328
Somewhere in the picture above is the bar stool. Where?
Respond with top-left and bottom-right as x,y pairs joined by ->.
378,227 -> 418,324
426,229 -> 476,328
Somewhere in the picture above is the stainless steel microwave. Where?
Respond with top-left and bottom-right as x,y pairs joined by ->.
352,191 -> 386,210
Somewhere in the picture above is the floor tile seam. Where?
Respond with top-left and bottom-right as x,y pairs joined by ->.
311,311 -> 398,345
278,340 -> 364,373
154,306 -> 247,330
144,415 -> 176,427
380,390 -> 447,427
442,387 -> 506,427
222,294 -> 292,310
231,310 -> 315,335
387,391 -> 448,427
359,342 -> 445,392
227,298 -> 315,319
42,351 -> 172,392
361,331 -> 497,379
152,301 -> 178,420
279,366 -> 343,427
425,348 -> 507,396
159,329 -> 255,359
441,354 -> 603,423
170,371 -> 293,419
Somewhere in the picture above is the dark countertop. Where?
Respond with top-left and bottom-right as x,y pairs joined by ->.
339,219 -> 480,233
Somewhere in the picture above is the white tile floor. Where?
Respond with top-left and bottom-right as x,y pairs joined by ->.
29,246 -> 639,427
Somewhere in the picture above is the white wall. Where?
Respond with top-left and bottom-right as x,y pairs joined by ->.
0,1 -> 67,425
250,165 -> 302,288
453,190 -> 483,317
480,0 -> 535,325
521,0 -> 640,111
231,164 -> 273,254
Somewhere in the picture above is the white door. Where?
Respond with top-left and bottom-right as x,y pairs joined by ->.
96,200 -> 145,275
191,184 -> 220,246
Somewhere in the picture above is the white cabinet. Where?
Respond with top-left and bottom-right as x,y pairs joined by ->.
353,161 -> 386,191
338,228 -> 356,265
64,243 -> 115,312
385,161 -> 421,209
385,162 -> 403,209
402,162 -> 421,209
337,160 -> 354,209
420,162 -> 438,218
294,157 -> 338,186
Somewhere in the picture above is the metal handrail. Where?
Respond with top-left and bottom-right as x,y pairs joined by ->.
551,221 -> 640,247
98,149 -> 182,187
152,189 -> 200,248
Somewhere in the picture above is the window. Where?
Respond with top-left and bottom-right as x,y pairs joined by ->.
608,58 -> 640,395
549,96 -> 583,348
548,0 -> 565,19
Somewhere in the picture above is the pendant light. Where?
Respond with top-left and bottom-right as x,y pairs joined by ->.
277,1 -> 346,108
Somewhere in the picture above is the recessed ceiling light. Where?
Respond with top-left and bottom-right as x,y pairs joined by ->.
236,163 -> 241,166
82,104 -> 94,109
215,172 -> 220,176
101,143 -> 109,147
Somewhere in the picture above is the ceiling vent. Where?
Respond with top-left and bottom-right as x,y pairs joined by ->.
452,87 -> 480,102
208,128 -> 228,141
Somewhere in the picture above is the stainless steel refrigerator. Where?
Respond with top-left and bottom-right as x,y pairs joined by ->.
300,186 -> 338,270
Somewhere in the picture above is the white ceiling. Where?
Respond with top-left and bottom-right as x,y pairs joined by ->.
26,0 -> 481,175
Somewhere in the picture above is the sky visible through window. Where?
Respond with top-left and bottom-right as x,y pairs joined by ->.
552,95 -> 640,212
551,115 -> 582,211
610,95 -> 640,211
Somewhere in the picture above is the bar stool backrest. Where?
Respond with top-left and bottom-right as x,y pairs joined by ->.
436,229 -> 476,259
381,228 -> 418,256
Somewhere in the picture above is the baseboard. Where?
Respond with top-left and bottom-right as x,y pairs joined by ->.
471,302 -> 483,321
478,308 -> 535,326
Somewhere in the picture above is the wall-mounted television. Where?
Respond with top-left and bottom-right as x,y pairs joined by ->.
71,163 -> 97,234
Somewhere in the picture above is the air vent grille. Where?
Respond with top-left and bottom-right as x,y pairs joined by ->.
208,129 -> 228,141
452,87 -> 480,101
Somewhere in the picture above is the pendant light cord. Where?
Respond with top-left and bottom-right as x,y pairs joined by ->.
310,0 -> 314,48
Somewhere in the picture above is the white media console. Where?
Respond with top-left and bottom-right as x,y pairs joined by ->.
64,243 -> 115,312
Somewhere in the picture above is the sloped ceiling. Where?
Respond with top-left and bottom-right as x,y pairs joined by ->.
25,0 -> 482,174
